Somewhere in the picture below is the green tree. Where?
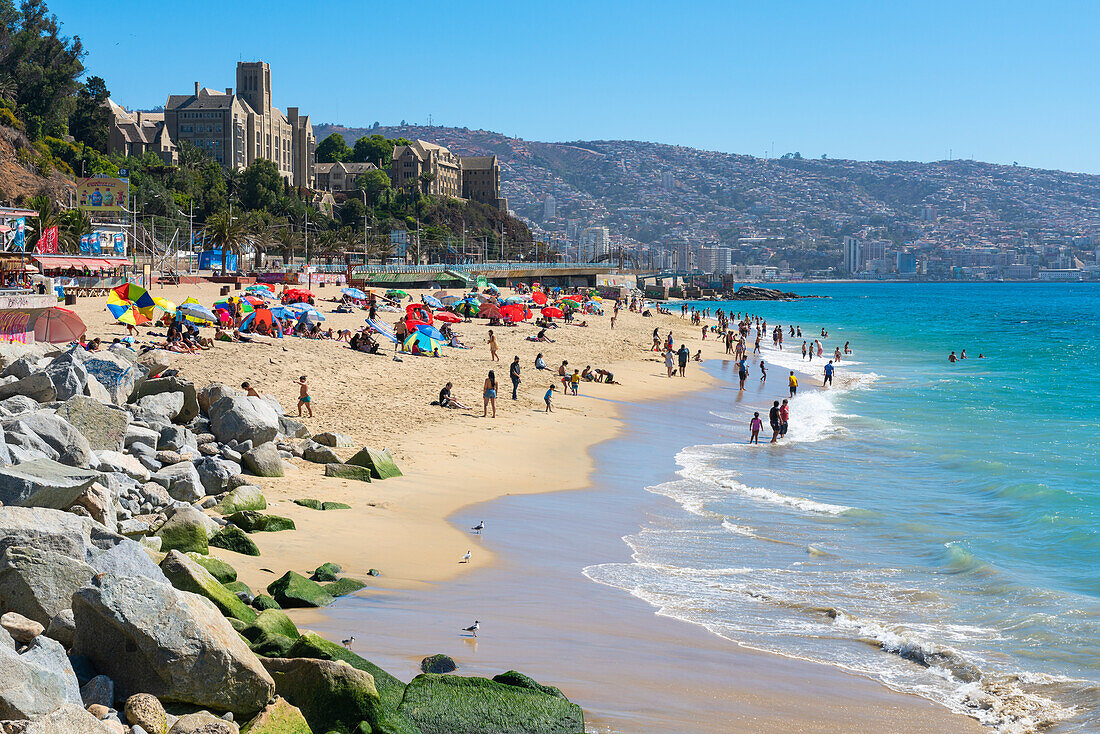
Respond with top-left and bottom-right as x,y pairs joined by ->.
315,133 -> 350,163
205,210 -> 248,274
27,193 -> 60,245
351,134 -> 393,167
58,207 -> 92,252
240,159 -> 283,212
355,168 -> 391,205
339,196 -> 365,228
68,75 -> 109,152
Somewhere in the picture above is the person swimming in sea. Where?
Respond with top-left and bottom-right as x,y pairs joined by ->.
948,351 -> 957,363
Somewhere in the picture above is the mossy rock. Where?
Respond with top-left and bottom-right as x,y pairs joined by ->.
156,513 -> 209,554
292,498 -> 323,510
267,571 -> 335,608
260,656 -> 409,734
228,511 -> 297,533
186,551 -> 238,583
252,594 -> 281,611
224,580 -> 254,598
229,617 -> 249,633
240,696 -> 312,734
210,524 -> 261,556
324,578 -> 367,597
159,550 -> 257,623
345,447 -> 402,480
419,654 -> 457,674
311,562 -> 342,582
214,484 -> 268,514
285,632 -> 408,714
322,502 -> 351,510
242,609 -> 300,643
396,674 -> 583,734
492,671 -> 568,700
323,463 -> 372,482
250,631 -> 297,658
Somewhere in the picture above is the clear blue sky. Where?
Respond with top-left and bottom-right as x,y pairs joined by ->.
51,0 -> 1100,173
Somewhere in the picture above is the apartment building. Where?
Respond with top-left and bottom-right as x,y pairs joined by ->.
461,155 -> 507,209
109,61 -> 315,188
105,100 -> 176,164
391,140 -> 462,198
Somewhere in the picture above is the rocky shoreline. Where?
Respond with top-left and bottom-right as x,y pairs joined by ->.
723,285 -> 820,301
0,342 -> 584,734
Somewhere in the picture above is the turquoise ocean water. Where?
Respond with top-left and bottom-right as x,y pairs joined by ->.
583,283 -> 1100,732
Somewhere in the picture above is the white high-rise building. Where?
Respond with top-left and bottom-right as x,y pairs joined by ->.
661,171 -> 674,191
542,194 -> 557,221
581,226 -> 610,261
700,246 -> 733,274
843,236 -> 862,274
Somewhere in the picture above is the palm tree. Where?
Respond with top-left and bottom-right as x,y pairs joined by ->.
275,227 -> 299,265
59,208 -> 93,253
204,211 -> 247,274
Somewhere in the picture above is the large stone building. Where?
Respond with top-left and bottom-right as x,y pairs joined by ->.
315,161 -> 378,193
389,140 -> 506,210
108,61 -> 315,188
105,100 -> 176,164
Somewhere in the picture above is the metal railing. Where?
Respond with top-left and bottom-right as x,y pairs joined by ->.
347,262 -> 612,274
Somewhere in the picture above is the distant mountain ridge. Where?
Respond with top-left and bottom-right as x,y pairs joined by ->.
313,123 -> 1100,252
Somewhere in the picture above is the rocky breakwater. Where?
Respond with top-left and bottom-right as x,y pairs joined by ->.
726,285 -> 819,300
0,342 -> 586,734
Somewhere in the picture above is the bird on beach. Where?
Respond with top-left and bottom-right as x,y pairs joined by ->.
460,550 -> 472,563
462,621 -> 480,637
341,636 -> 355,648
472,521 -> 484,534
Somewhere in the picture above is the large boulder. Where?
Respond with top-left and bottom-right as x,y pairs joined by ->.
299,440 -> 340,465
0,394 -> 42,417
72,481 -> 116,531
55,396 -> 130,453
325,577 -> 367,597
323,463 -> 372,482
93,450 -> 150,482
44,358 -> 89,401
0,372 -> 55,402
125,693 -> 168,734
311,431 -> 355,448
156,506 -> 213,554
209,525 -> 260,556
346,447 -> 403,480
72,574 -> 275,716
241,443 -> 283,478
209,397 -> 281,447
259,656 -> 390,734
151,462 -> 204,503
238,696 -> 310,734
0,626 -> 83,720
133,391 -> 184,423
158,424 -> 197,453
265,572 -> 333,608
419,655 -> 457,675
125,424 -> 161,452
0,458 -> 100,508
194,457 -> 237,495
159,550 -> 256,624
3,412 -> 93,468
226,512 -> 294,533
397,673 -> 584,734
0,545 -> 95,625
213,485 -> 266,515
284,632 -> 407,713
168,711 -> 240,734
131,376 -> 200,424
22,702 -> 114,733
82,352 -> 140,404
197,383 -> 240,414
241,609 -> 298,644
186,552 -> 237,584
86,532 -> 168,585
0,506 -> 91,560
277,416 -> 309,439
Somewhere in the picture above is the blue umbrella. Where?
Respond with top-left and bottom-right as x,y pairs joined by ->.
268,305 -> 296,319
177,303 -> 216,322
503,295 -> 527,304
285,302 -> 312,314
342,287 -> 367,299
416,324 -> 446,341
421,294 -> 444,309
297,309 -> 325,324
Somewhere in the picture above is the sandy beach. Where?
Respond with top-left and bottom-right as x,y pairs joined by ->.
71,281 -> 987,732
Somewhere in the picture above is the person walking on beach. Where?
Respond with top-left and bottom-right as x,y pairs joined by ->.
760,361 -> 767,383
664,349 -> 676,378
769,400 -> 782,443
570,369 -> 581,395
296,376 -> 312,418
487,330 -> 499,362
737,357 -> 748,390
788,371 -> 798,397
823,360 -> 834,387
544,384 -> 555,412
559,360 -> 570,391
677,343 -> 690,377
509,356 -> 521,400
482,370 -> 498,418
780,398 -> 790,438
749,412 -> 762,444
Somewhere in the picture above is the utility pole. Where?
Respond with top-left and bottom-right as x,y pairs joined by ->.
363,189 -> 369,271
304,208 -> 310,290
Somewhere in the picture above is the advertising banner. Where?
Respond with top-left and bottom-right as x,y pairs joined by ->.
91,233 -> 104,255
77,178 -> 128,212
113,232 -> 125,254
35,226 -> 58,254
12,218 -> 24,250
79,234 -> 91,254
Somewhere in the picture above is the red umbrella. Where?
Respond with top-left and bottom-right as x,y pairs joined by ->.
243,296 -> 265,306
34,307 -> 86,344
434,311 -> 461,323
500,304 -> 530,321
532,292 -> 548,305
478,303 -> 502,320
541,306 -> 564,319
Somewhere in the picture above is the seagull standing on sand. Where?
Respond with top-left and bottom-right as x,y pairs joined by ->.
341,635 -> 355,648
460,550 -> 472,563
472,521 -> 485,534
462,621 -> 480,637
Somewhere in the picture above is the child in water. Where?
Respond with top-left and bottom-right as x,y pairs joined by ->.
749,412 -> 762,444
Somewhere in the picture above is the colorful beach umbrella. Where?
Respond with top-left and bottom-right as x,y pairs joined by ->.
402,331 -> 443,354
342,287 -> 367,300
112,283 -> 155,312
421,294 -> 444,309
434,311 -> 461,323
532,292 -> 548,305
34,307 -> 86,343
153,297 -> 177,314
500,304 -> 531,322
177,302 -> 216,323
478,303 -> 502,320
541,306 -> 564,319
114,306 -> 151,327
385,289 -> 408,300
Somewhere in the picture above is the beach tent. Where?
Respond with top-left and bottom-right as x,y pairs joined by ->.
240,309 -> 283,337
402,330 -> 443,354
365,317 -> 399,344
